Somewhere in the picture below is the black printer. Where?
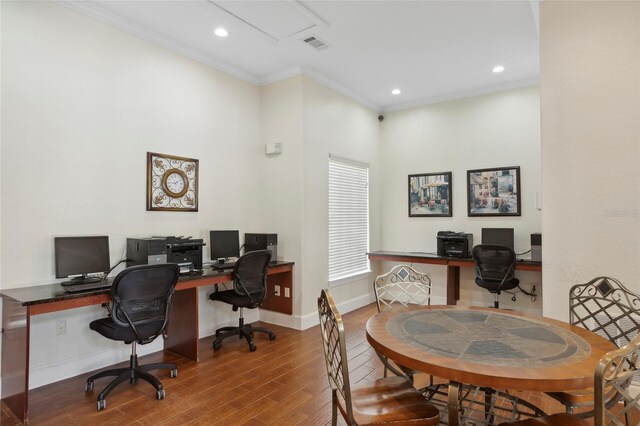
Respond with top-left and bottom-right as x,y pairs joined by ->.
436,231 -> 473,258
127,236 -> 205,270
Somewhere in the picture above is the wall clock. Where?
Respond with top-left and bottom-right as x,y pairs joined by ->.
147,152 -> 199,211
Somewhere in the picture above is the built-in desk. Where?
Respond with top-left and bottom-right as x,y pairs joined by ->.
368,251 -> 541,305
0,261 -> 294,424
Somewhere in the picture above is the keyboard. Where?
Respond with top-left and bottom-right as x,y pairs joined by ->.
63,280 -> 111,293
211,262 -> 236,270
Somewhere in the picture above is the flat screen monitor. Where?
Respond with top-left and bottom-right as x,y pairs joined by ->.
54,236 -> 110,282
481,228 -> 514,250
210,230 -> 240,260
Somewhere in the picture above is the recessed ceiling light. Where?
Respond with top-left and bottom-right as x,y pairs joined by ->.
391,89 -> 402,95
492,65 -> 505,73
214,28 -> 229,38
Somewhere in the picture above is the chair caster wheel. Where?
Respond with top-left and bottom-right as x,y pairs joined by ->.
249,343 -> 257,352
156,389 -> 165,400
269,333 -> 276,341
97,399 -> 106,411
170,368 -> 178,378
213,341 -> 221,351
85,381 -> 94,392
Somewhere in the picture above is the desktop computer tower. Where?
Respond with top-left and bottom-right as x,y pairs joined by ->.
244,233 -> 277,263
531,233 -> 542,262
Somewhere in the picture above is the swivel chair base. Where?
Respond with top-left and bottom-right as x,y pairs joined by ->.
85,341 -> 177,411
213,309 -> 276,352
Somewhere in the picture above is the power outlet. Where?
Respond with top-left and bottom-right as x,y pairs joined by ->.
274,285 -> 281,297
56,319 -> 66,335
284,287 -> 290,298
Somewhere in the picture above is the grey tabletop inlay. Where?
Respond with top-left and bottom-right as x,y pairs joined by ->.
387,309 -> 592,368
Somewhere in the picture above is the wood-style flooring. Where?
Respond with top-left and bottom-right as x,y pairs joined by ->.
0,303 -> 629,425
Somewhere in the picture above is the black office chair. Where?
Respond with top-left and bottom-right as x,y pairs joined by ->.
209,250 -> 275,352
471,244 -> 519,308
85,263 -> 180,411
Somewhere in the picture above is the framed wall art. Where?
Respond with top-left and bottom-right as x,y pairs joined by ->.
467,166 -> 520,217
147,152 -> 199,211
408,172 -> 452,217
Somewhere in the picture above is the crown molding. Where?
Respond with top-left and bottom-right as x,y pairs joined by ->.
299,68 -> 381,112
53,0 -> 262,85
382,76 -> 540,113
260,67 -> 304,86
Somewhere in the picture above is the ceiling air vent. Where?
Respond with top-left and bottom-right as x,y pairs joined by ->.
303,36 -> 329,51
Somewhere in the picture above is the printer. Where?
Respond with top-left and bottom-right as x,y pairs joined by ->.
436,231 -> 473,258
127,236 -> 206,271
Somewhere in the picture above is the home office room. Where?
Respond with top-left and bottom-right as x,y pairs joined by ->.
2,1 -> 639,425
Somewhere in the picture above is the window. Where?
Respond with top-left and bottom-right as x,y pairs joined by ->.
328,155 -> 370,283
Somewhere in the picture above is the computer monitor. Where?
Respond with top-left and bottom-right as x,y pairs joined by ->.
481,228 -> 514,250
54,236 -> 110,283
210,230 -> 240,261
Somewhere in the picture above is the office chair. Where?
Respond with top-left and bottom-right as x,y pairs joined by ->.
546,276 -> 640,419
499,333 -> 640,426
85,263 -> 180,411
373,265 -> 432,380
210,250 -> 275,352
317,289 -> 440,426
471,244 -> 519,308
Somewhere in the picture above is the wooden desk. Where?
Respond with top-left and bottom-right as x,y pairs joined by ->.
366,306 -> 615,426
0,261 -> 293,424
368,251 -> 542,305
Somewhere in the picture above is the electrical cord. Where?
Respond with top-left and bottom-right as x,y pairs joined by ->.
516,249 -> 531,256
103,258 -> 128,278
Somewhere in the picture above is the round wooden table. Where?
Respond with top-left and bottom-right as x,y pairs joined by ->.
365,306 -> 616,425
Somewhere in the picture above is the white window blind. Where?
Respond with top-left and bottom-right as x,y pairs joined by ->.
328,156 -> 370,282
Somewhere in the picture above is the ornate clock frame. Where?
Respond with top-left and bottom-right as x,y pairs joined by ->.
146,152 -> 199,211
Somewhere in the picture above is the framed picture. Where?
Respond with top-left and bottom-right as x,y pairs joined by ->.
467,166 -> 520,216
147,152 -> 199,211
408,172 -> 452,217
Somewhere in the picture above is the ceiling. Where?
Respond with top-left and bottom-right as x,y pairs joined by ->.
59,0 -> 540,112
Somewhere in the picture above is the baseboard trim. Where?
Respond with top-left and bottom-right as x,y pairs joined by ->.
29,339 -> 163,390
24,294 -> 373,390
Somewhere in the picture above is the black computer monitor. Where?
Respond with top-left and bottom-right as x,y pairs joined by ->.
481,228 -> 514,250
54,236 -> 110,283
210,230 -> 240,261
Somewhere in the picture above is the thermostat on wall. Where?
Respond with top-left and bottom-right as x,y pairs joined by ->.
265,143 -> 282,155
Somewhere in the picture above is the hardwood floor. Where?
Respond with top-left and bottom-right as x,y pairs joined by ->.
0,303 -> 630,425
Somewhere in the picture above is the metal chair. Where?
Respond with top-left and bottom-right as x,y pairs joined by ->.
373,265 -> 432,380
547,276 -> 640,417
317,289 -> 440,426
499,333 -> 640,426
471,245 -> 519,308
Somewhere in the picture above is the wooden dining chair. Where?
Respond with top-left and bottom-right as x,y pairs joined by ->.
546,276 -> 640,417
373,265 -> 432,380
499,332 -> 640,426
317,289 -> 440,426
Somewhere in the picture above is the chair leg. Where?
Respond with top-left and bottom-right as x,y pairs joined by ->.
247,326 -> 276,340
213,328 -> 241,350
332,389 -> 338,426
86,367 -> 127,383
97,369 -> 131,403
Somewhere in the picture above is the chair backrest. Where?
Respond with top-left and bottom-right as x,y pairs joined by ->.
111,263 -> 180,344
373,265 -> 432,312
569,276 -> 640,348
594,333 -> 640,426
232,250 -> 271,305
318,289 -> 354,424
471,244 -> 517,283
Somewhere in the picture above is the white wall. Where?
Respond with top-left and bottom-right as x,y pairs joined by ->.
259,76 -> 305,320
540,1 -> 640,320
379,86 -> 542,312
1,1 -> 263,388
300,76 -> 381,321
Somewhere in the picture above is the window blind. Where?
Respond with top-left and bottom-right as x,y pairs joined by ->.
328,156 -> 370,282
